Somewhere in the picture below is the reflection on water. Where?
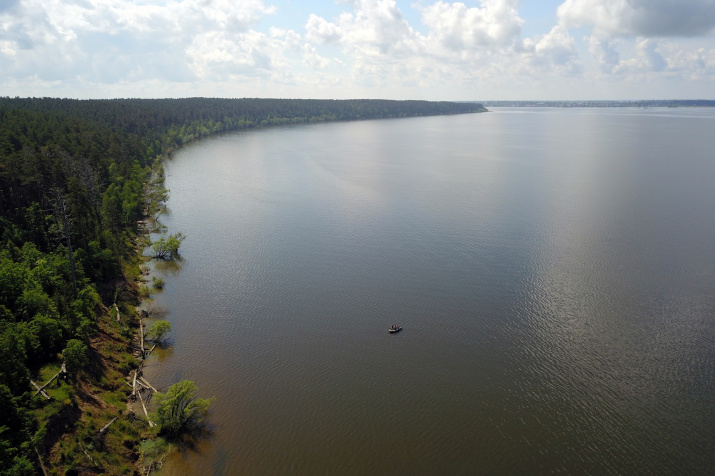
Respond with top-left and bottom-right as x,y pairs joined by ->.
152,258 -> 184,276
147,109 -> 715,475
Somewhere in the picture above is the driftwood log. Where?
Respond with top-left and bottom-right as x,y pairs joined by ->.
138,376 -> 158,393
132,370 -> 138,398
139,318 -> 145,359
137,390 -> 155,427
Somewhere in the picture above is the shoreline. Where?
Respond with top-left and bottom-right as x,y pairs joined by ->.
1,97 -> 487,474
47,108 -> 490,474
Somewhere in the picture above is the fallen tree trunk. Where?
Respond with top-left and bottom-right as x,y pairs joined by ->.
132,370 -> 138,399
138,376 -> 158,393
34,447 -> 48,476
79,443 -> 98,467
137,390 -> 155,427
97,416 -> 118,438
139,318 -> 145,359
34,362 -> 66,397
30,380 -> 51,400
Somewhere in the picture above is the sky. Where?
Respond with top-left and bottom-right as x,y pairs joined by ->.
1,0 -> 714,100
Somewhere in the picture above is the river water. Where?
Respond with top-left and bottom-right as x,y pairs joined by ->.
147,108 -> 715,475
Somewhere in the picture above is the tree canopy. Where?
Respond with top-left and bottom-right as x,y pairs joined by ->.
151,232 -> 185,260
146,320 -> 171,344
154,380 -> 212,438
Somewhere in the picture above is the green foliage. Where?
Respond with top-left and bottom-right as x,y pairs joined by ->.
69,285 -> 100,339
62,339 -> 88,374
151,276 -> 165,290
30,314 -> 63,359
0,454 -> 34,476
0,328 -> 30,394
151,232 -> 185,260
146,178 -> 169,220
146,320 -> 171,344
0,384 -> 34,476
18,287 -> 53,320
81,240 -> 119,282
154,380 -> 212,438
138,437 -> 169,470
0,255 -> 26,311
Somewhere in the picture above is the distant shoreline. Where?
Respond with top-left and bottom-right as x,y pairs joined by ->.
470,100 -> 715,108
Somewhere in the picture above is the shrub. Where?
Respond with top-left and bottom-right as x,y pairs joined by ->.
154,380 -> 212,437
62,339 -> 88,374
146,320 -> 171,344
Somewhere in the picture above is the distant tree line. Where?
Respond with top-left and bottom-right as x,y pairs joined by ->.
0,96 -> 484,473
479,99 -> 715,108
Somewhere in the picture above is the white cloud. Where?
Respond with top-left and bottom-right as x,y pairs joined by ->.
541,26 -> 581,72
666,45 -> 715,80
302,44 -> 331,69
588,36 -> 620,73
587,36 -> 715,82
419,0 -> 523,50
303,1 -> 528,84
612,39 -> 667,74
305,0 -> 421,58
305,13 -> 342,44
0,0 -> 279,84
1,0 -> 713,99
300,0 -> 588,96
559,0 -> 715,86
301,0 -> 430,92
558,0 -> 715,38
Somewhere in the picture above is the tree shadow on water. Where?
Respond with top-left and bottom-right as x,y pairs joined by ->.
146,305 -> 169,319
153,256 -> 184,275
152,342 -> 175,363
166,423 -> 215,459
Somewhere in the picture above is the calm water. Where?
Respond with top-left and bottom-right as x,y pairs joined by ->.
147,108 -> 715,475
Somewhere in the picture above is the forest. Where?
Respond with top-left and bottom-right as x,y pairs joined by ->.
0,96 -> 485,474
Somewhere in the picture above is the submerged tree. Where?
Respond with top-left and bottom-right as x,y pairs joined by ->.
154,380 -> 212,437
151,232 -> 185,260
146,320 -> 171,344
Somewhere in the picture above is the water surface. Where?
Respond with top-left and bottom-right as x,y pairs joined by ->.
148,108 -> 715,475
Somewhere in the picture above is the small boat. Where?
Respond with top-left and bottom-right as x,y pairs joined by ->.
389,325 -> 402,334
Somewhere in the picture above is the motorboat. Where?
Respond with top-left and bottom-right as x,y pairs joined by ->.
389,325 -> 402,334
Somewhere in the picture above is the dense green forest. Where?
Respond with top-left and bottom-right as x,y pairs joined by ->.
0,97 -> 485,474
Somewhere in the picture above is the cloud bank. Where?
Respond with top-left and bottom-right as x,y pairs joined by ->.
1,0 -> 713,99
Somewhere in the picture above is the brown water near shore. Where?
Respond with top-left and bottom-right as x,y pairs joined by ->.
146,109 -> 715,475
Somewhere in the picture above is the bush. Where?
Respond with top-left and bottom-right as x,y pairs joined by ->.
151,276 -> 165,290
62,339 -> 88,374
151,233 -> 185,260
146,321 -> 171,344
154,380 -> 212,437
